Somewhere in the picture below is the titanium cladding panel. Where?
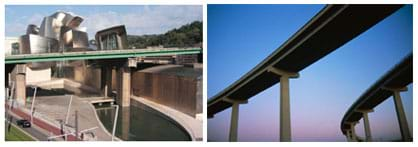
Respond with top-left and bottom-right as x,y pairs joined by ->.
63,29 -> 89,49
15,11 -> 90,70
19,34 -> 59,69
39,16 -> 62,40
19,34 -> 59,54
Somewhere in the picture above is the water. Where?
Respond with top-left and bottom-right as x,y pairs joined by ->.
95,100 -> 191,141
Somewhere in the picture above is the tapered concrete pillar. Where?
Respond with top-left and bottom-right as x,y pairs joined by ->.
267,67 -> 299,142
356,109 -> 373,141
384,87 -> 411,141
74,66 -> 84,83
349,122 -> 358,141
280,76 -> 291,142
348,130 -> 353,142
223,98 -> 247,142
15,64 -> 27,106
117,67 -> 131,107
363,111 -> 372,141
345,130 -> 353,142
229,102 -> 239,142
363,113 -> 372,141
15,73 -> 26,105
101,66 -> 113,98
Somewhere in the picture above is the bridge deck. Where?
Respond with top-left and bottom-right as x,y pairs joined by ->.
208,4 -> 403,117
5,48 -> 202,64
340,54 -> 412,134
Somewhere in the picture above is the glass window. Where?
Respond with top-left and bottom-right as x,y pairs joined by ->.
101,33 -> 119,50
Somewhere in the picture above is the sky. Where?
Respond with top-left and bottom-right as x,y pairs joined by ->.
208,4 -> 413,142
5,5 -> 202,38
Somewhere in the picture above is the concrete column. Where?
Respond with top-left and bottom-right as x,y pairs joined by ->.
362,111 -> 372,141
390,88 -> 411,141
229,102 -> 239,142
356,109 -> 373,142
106,67 -> 113,97
346,130 -> 352,142
74,66 -> 84,83
349,123 -> 357,141
101,66 -> 113,98
223,98 -> 247,142
14,64 -> 27,106
267,67 -> 298,142
280,76 -> 291,142
112,68 -> 117,92
15,74 -> 26,106
117,67 -> 131,107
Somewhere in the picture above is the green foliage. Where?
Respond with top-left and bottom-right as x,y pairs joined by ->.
5,124 -> 35,141
127,21 -> 202,48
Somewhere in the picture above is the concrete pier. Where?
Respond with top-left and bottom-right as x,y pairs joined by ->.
102,66 -> 113,98
117,66 -> 131,107
349,122 -> 358,141
15,64 -> 27,106
389,88 -> 411,141
345,130 -> 352,142
223,98 -> 247,142
229,102 -> 239,142
279,76 -> 291,142
361,110 -> 373,141
74,66 -> 85,83
267,67 -> 299,142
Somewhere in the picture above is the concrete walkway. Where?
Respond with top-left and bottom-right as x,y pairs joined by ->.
131,96 -> 203,141
24,95 -> 113,141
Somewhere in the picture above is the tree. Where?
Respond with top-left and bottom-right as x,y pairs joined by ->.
127,21 -> 202,48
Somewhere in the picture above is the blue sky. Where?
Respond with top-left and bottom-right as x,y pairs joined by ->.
208,4 -> 412,142
5,5 -> 202,38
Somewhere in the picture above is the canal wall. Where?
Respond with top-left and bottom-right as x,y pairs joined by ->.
131,96 -> 203,141
131,64 -> 202,117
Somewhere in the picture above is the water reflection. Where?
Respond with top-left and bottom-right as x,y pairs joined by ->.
95,100 -> 191,141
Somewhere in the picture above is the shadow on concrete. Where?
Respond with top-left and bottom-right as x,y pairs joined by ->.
26,87 -> 75,97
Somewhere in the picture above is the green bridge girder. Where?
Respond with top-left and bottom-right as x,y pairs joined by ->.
5,48 -> 202,64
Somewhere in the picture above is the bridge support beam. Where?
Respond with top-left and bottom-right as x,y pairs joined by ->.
117,66 -> 131,107
345,130 -> 352,142
356,109 -> 374,141
102,66 -> 113,98
267,67 -> 298,142
74,66 -> 84,83
15,64 -> 27,106
383,87 -> 411,141
223,98 -> 247,142
347,122 -> 359,141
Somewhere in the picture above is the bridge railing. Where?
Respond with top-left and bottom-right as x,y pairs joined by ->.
5,47 -> 202,64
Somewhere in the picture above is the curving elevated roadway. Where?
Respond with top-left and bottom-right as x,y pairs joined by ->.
207,4 -> 404,142
340,54 -> 412,141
